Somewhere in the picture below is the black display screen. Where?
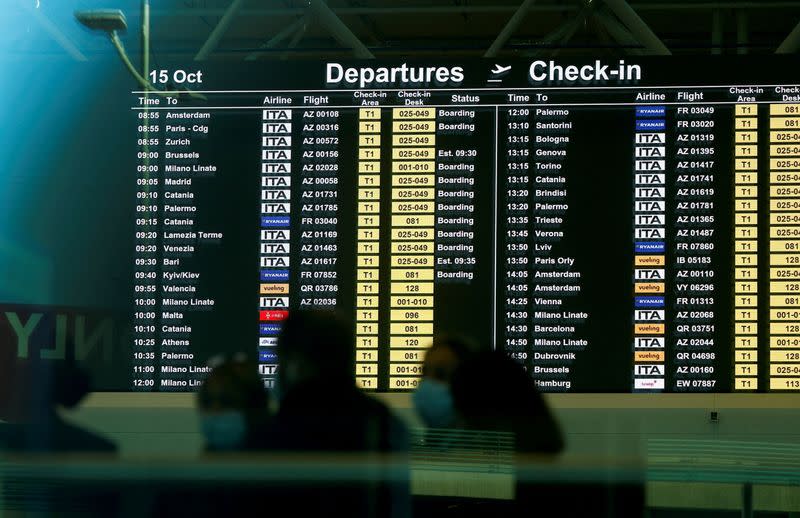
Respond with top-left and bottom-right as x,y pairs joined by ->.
128,57 -> 800,392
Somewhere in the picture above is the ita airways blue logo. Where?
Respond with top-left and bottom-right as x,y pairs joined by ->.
634,241 -> 665,253
261,215 -> 290,227
260,323 -> 281,335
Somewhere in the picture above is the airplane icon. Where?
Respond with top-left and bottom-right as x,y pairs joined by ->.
488,64 -> 511,82
491,64 -> 512,75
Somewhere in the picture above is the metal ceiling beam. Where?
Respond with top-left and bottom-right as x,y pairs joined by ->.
280,17 -> 310,61
345,0 -> 385,47
631,1 -> 800,8
519,16 -> 581,57
485,0 -> 536,58
244,15 -> 307,61
541,17 -> 587,45
194,0 -> 246,61
776,19 -> 800,53
541,4 -> 596,57
602,0 -> 671,55
736,10 -> 749,54
310,0 -> 374,58
593,10 -> 644,55
143,3 -> 800,18
711,10 -> 723,55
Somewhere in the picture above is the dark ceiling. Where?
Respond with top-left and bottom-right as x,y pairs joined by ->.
5,0 -> 800,60
139,0 -> 800,58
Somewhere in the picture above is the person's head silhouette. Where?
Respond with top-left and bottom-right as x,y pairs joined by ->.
275,310 -> 353,397
197,355 -> 267,451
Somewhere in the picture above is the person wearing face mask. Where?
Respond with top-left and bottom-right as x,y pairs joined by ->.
263,310 -> 407,454
154,358 -> 270,518
260,310 -> 410,518
196,355 -> 270,452
412,336 -> 475,429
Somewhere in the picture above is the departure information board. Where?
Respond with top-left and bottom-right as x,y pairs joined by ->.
130,58 -> 800,393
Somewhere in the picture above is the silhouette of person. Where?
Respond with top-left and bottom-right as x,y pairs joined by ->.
155,355 -> 272,518
260,310 -> 409,517
0,358 -> 115,452
0,356 -> 117,515
450,350 -> 563,454
413,336 -> 476,429
197,354 -> 270,452
264,310 -> 407,452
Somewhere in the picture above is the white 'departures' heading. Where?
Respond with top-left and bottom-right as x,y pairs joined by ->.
326,63 -> 465,88
324,60 -> 641,88
529,60 -> 642,83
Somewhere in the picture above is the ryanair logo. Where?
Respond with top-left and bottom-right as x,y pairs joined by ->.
260,269 -> 289,281
260,323 -> 281,335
